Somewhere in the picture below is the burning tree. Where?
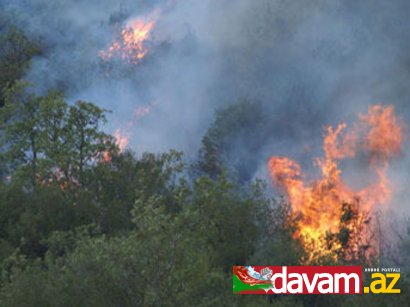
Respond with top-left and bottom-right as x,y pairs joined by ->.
268,105 -> 404,264
99,11 -> 157,65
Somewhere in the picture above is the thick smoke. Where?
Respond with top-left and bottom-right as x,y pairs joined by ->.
1,0 -> 410,185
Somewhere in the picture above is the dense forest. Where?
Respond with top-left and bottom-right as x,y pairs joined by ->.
1,2 -> 410,307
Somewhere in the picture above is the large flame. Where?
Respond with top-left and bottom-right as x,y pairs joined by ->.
268,105 -> 403,263
99,14 -> 156,64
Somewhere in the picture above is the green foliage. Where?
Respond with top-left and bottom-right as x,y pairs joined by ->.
0,82 -> 42,182
189,174 -> 260,271
0,82 -> 116,186
196,99 -> 267,182
79,151 -> 186,235
251,196 -> 305,266
0,27 -> 39,106
0,115 -> 271,306
0,86 -> 117,259
0,158 -> 266,306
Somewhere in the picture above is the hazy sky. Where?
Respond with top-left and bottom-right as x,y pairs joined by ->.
1,0 -> 409,192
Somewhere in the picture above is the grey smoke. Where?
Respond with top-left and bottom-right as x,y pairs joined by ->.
1,0 -> 410,186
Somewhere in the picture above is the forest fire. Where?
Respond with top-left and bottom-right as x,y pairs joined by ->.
100,103 -> 154,163
99,14 -> 156,64
268,105 -> 403,264
114,128 -> 129,152
100,129 -> 129,163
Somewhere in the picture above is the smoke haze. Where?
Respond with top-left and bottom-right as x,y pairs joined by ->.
1,0 -> 410,189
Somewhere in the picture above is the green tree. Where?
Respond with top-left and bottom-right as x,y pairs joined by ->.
197,99 -> 267,182
0,27 -> 39,107
0,83 -> 117,259
189,174 -> 260,272
0,82 -> 42,185
0,150 -> 269,306
0,82 -> 115,187
67,101 -> 114,182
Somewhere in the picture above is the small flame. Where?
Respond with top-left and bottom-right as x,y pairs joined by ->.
268,104 -> 403,263
100,102 -> 155,163
100,129 -> 129,163
36,167 -> 80,190
114,129 -> 129,152
101,150 -> 112,163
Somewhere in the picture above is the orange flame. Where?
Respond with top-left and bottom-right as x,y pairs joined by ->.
99,14 -> 156,64
268,105 -> 403,263
114,129 -> 129,153
100,129 -> 128,163
100,102 -> 154,163
36,167 -> 80,190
